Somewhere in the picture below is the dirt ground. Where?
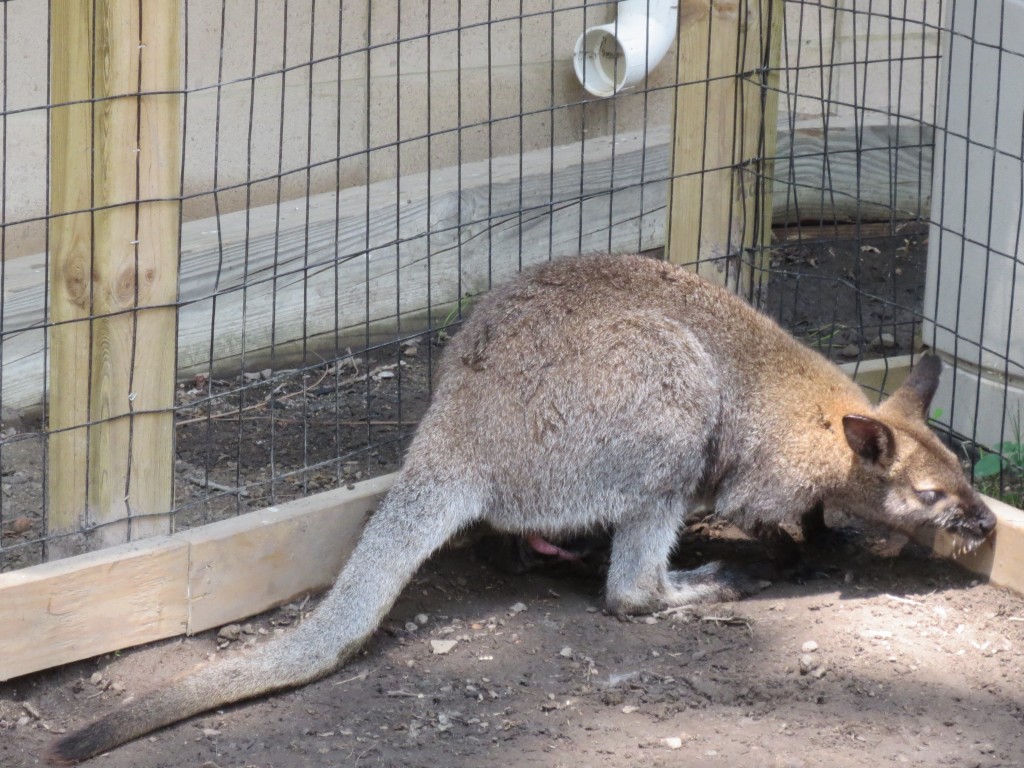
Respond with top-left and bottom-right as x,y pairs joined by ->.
3,532 -> 1024,767
3,227 -> 1024,766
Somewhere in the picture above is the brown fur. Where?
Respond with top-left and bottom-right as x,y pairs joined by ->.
49,254 -> 994,763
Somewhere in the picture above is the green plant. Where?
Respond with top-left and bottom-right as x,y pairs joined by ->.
974,441 -> 1024,478
802,323 -> 851,348
970,410 -> 1024,507
973,410 -> 1023,479
435,292 -> 476,341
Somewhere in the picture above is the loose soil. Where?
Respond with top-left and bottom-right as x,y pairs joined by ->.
3,537 -> 1023,767
3,227 -> 1024,767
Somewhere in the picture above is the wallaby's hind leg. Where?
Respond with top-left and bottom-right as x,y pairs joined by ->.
605,511 -> 768,615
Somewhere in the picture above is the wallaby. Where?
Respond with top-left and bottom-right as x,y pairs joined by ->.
50,253 -> 995,763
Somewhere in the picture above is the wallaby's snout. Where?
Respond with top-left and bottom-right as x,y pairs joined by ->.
956,497 -> 997,542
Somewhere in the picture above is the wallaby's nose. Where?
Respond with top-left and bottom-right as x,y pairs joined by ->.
979,507 -> 997,537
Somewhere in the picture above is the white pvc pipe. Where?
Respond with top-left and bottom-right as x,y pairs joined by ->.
573,0 -> 679,98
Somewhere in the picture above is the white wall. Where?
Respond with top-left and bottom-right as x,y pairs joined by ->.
924,0 -> 1024,446
0,0 -> 940,259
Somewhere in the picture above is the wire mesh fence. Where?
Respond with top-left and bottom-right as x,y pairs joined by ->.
0,0 -> 1020,573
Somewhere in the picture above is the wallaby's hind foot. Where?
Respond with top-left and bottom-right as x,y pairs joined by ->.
604,511 -> 769,616
606,560 -> 770,616
666,562 -> 771,604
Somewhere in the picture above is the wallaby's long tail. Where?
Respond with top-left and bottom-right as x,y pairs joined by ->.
48,478 -> 479,764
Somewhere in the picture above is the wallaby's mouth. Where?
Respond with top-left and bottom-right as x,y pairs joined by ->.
941,505 -> 997,551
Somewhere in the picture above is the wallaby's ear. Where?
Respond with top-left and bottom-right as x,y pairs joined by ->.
882,353 -> 942,420
843,414 -> 896,466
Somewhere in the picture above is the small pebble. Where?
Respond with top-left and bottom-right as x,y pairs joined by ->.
869,332 -> 896,350
661,737 -> 683,750
415,613 -> 429,626
218,624 -> 241,642
799,654 -> 818,675
801,640 -> 819,654
509,602 -> 528,614
559,647 -> 573,658
405,622 -> 419,632
9,516 -> 33,534
90,672 -> 103,686
430,639 -> 458,655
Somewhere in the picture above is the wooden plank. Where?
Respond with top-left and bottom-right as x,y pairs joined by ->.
46,0 -> 181,557
666,0 -> 783,298
757,0 -> 785,288
182,474 -> 391,634
126,0 -> 182,541
6,121 -> 928,415
775,121 -> 933,224
0,536 -> 189,681
0,473 -> 393,681
47,0 -> 96,555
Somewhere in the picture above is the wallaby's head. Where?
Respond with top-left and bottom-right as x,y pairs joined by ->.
837,354 -> 995,549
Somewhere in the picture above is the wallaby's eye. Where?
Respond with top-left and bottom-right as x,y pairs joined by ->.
915,489 -> 946,505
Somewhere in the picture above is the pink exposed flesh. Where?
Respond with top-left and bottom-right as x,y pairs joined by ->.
526,534 -> 581,561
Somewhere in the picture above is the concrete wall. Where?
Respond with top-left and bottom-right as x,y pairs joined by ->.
1,0 -> 940,260
924,0 -> 1024,447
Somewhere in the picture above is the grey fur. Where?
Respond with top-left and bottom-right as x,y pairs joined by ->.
49,253 -> 995,763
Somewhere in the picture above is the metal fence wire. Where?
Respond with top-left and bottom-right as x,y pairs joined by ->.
0,0 -> 1020,572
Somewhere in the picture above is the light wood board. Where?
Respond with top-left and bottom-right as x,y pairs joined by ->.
0,474 -> 392,681
3,119 -> 930,414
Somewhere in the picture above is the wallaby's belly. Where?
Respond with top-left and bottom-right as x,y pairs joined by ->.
428,306 -> 725,534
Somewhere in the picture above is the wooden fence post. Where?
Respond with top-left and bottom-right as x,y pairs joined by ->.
48,1 -> 181,558
666,0 -> 783,302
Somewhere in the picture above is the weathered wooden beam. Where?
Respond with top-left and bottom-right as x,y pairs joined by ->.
47,0 -> 95,556
666,0 -> 784,300
0,474 -> 391,681
181,476 -> 385,634
0,535 -> 189,682
46,0 -> 180,558
6,120 -> 928,415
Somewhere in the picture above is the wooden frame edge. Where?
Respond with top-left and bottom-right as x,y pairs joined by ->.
0,474 -> 394,681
